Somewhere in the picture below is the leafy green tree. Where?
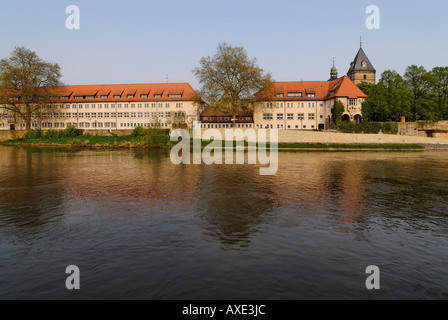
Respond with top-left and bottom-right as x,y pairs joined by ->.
0,47 -> 62,129
362,70 -> 411,122
331,100 -> 345,128
428,66 -> 448,120
193,43 -> 272,127
404,65 -> 436,121
357,82 -> 375,96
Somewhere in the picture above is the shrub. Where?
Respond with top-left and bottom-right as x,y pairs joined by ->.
45,130 -> 62,139
62,125 -> 84,138
145,128 -> 171,147
339,122 -> 357,133
131,126 -> 146,138
362,122 -> 382,134
23,129 -> 44,139
381,122 -> 398,135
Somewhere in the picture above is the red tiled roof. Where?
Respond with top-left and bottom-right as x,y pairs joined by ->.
48,83 -> 197,103
258,76 -> 367,101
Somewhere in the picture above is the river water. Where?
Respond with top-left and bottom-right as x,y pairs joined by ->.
0,145 -> 447,300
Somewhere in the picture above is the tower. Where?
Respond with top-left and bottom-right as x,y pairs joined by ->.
329,57 -> 338,80
347,41 -> 376,85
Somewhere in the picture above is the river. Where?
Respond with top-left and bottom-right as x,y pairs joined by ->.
0,145 -> 447,299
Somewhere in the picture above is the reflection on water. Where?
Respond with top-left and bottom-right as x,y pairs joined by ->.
0,145 -> 447,299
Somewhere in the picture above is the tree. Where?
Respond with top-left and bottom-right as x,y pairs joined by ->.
357,82 -> 375,96
331,100 -> 345,128
404,65 -> 436,121
428,66 -> 448,120
0,47 -> 62,130
362,70 -> 412,122
193,43 -> 272,126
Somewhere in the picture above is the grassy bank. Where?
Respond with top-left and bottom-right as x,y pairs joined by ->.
1,126 -> 425,150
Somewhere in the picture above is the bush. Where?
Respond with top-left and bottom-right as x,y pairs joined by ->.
145,128 -> 171,147
339,122 -> 357,133
339,122 -> 382,134
362,122 -> 382,134
62,125 -> 84,138
23,129 -> 43,139
381,122 -> 399,135
131,126 -> 146,138
45,130 -> 62,139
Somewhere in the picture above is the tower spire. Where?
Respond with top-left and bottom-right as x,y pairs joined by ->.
360,36 -> 362,48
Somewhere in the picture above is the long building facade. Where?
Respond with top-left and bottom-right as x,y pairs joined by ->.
0,83 -> 200,131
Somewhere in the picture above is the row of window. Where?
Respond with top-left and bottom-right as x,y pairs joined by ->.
263,102 -> 318,109
60,102 -> 184,109
36,122 -> 172,129
33,111 -> 186,119
199,123 -> 253,129
256,124 -> 317,129
275,93 -> 315,98
263,113 -> 316,121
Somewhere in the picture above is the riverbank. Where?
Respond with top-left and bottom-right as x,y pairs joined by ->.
0,137 -> 427,151
3,126 -> 448,150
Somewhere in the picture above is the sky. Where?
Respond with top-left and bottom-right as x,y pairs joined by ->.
0,0 -> 447,89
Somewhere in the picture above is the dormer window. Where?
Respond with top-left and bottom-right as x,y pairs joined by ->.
287,92 -> 302,98
127,95 -> 134,99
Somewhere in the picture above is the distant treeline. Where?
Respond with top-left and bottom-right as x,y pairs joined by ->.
358,65 -> 448,122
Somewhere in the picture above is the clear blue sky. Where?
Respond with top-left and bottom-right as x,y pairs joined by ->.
1,0 -> 447,89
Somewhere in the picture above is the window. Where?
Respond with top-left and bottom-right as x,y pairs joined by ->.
165,103 -> 170,108
124,112 -> 130,118
297,113 -> 305,120
287,113 -> 294,120
114,95 -> 121,99
307,93 -> 315,98
176,103 -> 183,108
263,113 -> 273,120
154,94 -> 162,98
277,113 -> 284,120
276,93 -> 284,98
348,99 -> 357,106
127,95 -> 134,99
131,104 -> 135,108
165,112 -> 171,118
308,113 -> 315,120
151,103 -> 156,108
91,113 -> 97,118
168,94 -> 182,98
138,104 -> 142,108
158,112 -> 164,118
101,95 -> 108,99
287,92 -> 302,98
131,112 -> 136,118
141,94 -> 148,98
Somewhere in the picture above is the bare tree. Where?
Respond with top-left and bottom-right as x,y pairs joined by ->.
0,47 -> 62,130
193,43 -> 273,127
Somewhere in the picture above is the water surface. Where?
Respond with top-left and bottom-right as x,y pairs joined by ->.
0,145 -> 447,299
